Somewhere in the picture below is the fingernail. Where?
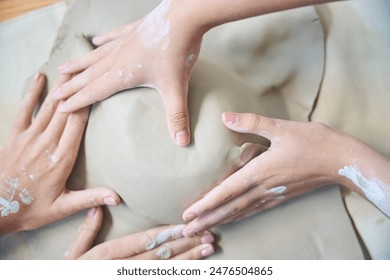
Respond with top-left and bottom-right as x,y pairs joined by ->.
201,244 -> 215,257
87,207 -> 97,217
201,232 -> 214,244
103,196 -> 118,206
92,36 -> 102,45
58,63 -> 70,73
175,130 -> 189,146
183,212 -> 197,222
183,228 -> 196,237
34,73 -> 41,81
224,112 -> 238,125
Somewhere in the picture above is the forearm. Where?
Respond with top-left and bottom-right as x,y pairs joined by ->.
171,0 -> 339,31
334,134 -> 390,217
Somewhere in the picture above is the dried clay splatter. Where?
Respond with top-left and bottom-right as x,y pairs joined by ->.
156,246 -> 171,259
137,0 -> 171,50
0,175 -> 34,217
339,165 -> 390,216
145,224 -> 185,250
266,186 -> 287,195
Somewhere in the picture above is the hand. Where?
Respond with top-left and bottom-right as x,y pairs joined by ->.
65,207 -> 215,260
181,112 -> 347,236
0,74 -> 120,236
54,0 -> 205,146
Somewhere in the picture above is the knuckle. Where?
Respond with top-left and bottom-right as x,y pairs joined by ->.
246,113 -> 262,131
221,189 -> 234,203
169,111 -> 188,126
71,113 -> 88,126
83,85 -> 99,104
226,205 -> 240,217
192,217 -> 213,232
155,246 -> 172,259
79,219 -> 100,235
85,196 -> 99,208
59,152 -> 74,169
188,236 -> 200,247
41,99 -> 56,113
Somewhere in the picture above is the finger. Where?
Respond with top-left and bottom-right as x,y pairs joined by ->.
221,199 -> 282,226
56,106 -> 89,157
40,106 -> 69,146
92,24 -> 133,46
12,73 -> 46,134
183,183 -> 262,236
182,160 -> 258,223
184,184 -> 290,236
31,74 -> 71,134
64,207 -> 103,260
222,112 -> 281,140
130,231 -> 214,260
56,70 -> 125,113
160,83 -> 191,146
54,56 -> 114,101
79,224 -> 186,259
58,42 -> 115,74
53,187 -> 120,221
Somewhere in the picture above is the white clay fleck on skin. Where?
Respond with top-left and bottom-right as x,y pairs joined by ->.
0,172 -> 34,217
20,168 -> 35,182
137,64 -> 143,68
145,224 -> 185,250
338,165 -> 390,216
124,72 -> 134,84
273,195 -> 285,201
5,177 -> 19,192
45,149 -> 59,163
267,186 -> 287,195
137,0 -> 171,50
156,246 -> 171,259
19,188 -> 33,205
186,53 -> 196,65
117,69 -> 124,77
0,197 -> 20,217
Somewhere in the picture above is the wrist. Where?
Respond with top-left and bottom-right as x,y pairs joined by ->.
331,132 -> 390,191
168,0 -> 227,33
167,0 -> 211,34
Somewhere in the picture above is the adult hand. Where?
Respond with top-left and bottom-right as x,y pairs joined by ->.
65,207 -> 215,260
181,112 -> 347,236
0,74 -> 120,236
54,0 -> 205,146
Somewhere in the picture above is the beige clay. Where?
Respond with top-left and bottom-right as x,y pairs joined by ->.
1,0 -> 388,259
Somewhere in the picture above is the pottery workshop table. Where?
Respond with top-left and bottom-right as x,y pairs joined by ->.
0,0 -> 60,22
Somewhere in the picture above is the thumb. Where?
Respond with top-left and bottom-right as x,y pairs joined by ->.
160,84 -> 191,147
64,207 -> 103,259
222,112 -> 279,140
55,187 -> 120,220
